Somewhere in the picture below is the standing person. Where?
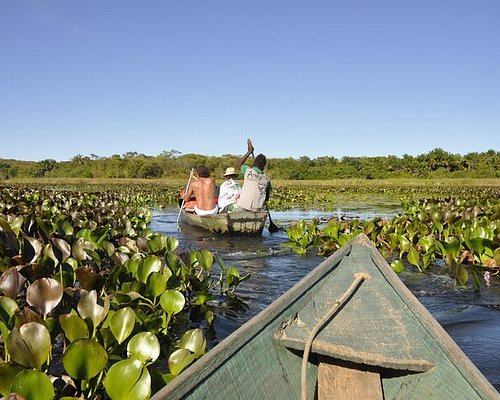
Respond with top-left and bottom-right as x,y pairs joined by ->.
182,165 -> 218,215
218,167 -> 242,213
236,139 -> 271,211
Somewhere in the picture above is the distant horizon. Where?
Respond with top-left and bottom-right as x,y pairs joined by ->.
2,146 -> 498,164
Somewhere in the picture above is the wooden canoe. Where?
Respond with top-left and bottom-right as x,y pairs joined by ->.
179,209 -> 268,235
152,234 -> 499,399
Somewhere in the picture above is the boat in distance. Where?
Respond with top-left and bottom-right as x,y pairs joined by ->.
179,209 -> 268,235
152,234 -> 499,400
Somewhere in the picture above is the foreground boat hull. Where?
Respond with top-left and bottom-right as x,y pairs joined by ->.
179,209 -> 268,235
152,234 -> 499,399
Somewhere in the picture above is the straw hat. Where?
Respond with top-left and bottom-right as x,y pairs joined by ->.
223,167 -> 238,177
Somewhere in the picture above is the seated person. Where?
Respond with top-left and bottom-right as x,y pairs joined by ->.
218,167 -> 242,213
182,165 -> 218,215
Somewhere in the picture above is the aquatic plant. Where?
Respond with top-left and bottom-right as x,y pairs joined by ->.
286,195 -> 500,287
0,187 -> 246,399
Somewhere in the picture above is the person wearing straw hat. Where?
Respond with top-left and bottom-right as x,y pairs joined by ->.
218,166 -> 242,213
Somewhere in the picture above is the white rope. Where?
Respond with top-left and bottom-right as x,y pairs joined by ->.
300,272 -> 370,400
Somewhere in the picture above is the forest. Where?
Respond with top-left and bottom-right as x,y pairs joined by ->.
1,148 -> 499,180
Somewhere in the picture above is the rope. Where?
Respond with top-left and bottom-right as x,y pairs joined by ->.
300,272 -> 370,400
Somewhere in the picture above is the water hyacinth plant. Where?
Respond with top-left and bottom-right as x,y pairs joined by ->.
286,195 -> 499,286
0,187 -> 247,399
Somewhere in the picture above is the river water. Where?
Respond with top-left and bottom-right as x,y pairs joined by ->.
150,202 -> 500,391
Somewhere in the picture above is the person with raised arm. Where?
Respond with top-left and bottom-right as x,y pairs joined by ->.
236,139 -> 271,211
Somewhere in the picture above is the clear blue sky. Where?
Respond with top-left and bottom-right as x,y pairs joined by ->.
1,0 -> 498,161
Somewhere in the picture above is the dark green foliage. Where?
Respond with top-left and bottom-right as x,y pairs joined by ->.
1,148 -> 499,179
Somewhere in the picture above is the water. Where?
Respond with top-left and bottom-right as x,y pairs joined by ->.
150,202 -> 500,391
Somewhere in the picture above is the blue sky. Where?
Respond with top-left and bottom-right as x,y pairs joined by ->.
1,0 -> 498,161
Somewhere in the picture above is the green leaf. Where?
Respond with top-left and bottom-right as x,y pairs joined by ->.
110,307 -> 136,345
456,264 -> 469,286
9,369 -> 54,400
179,328 -> 206,357
168,348 -> 196,376
127,331 -> 160,364
145,271 -> 168,298
104,358 -> 151,400
137,255 -> 162,283
159,290 -> 185,317
7,322 -> 51,370
77,290 -> 109,332
0,363 -> 24,396
0,296 -> 19,329
62,339 -> 108,380
196,250 -> 214,270
407,247 -> 421,271
391,259 -> 404,273
165,236 -> 179,252
59,313 -> 89,342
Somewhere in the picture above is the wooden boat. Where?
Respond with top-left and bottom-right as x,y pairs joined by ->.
152,234 -> 499,399
179,209 -> 268,235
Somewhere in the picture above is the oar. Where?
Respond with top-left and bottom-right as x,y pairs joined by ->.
177,168 -> 194,229
266,203 -> 279,233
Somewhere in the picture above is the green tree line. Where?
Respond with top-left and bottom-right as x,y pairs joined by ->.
1,148 -> 499,180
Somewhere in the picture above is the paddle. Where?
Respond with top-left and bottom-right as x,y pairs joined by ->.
266,203 -> 279,233
176,168 -> 195,230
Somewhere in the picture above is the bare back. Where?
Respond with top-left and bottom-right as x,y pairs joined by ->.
185,177 -> 216,211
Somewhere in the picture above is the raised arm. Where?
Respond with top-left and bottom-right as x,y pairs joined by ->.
237,139 -> 255,168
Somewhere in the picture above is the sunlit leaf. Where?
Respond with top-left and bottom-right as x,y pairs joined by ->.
62,339 -> 108,380
137,255 -> 162,283
77,290 -> 109,332
104,358 -> 151,400
168,348 -> 196,376
159,290 -> 185,317
127,331 -> 160,364
145,271 -> 168,298
178,328 -> 206,357
391,259 -> 404,273
7,322 -> 51,370
196,250 -> 214,270
110,307 -> 136,345
59,313 -> 89,342
9,369 -> 54,400
26,277 -> 63,317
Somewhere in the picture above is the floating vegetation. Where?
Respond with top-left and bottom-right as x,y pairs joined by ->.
286,194 -> 500,287
0,187 -> 247,399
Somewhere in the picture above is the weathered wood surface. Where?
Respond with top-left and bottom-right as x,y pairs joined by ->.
318,363 -> 383,400
152,234 -> 500,400
180,209 -> 267,235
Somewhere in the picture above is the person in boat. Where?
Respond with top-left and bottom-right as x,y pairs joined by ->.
182,165 -> 218,215
218,166 -> 242,213
236,139 -> 271,211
